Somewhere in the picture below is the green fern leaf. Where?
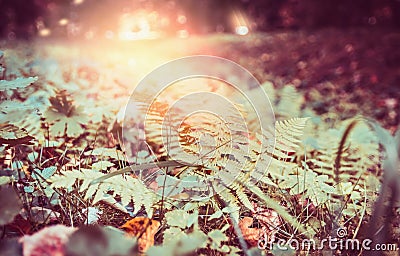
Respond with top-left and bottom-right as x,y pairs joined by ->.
0,76 -> 37,91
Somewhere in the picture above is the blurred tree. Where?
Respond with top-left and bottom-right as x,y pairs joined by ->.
274,0 -> 400,29
0,0 -> 45,39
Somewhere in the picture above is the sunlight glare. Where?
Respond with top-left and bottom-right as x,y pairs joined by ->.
235,25 -> 249,36
231,10 -> 251,36
118,12 -> 161,40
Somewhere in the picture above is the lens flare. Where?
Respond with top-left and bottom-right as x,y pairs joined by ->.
235,25 -> 249,36
39,28 -> 51,37
58,18 -> 69,26
231,10 -> 251,36
118,12 -> 161,40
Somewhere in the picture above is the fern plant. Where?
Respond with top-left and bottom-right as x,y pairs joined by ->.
302,119 -> 380,219
50,149 -> 160,217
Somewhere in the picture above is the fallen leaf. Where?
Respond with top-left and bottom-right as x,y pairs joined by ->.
253,202 -> 282,232
238,217 -> 261,247
120,217 -> 160,253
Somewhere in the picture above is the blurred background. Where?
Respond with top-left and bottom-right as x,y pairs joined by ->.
1,0 -> 399,40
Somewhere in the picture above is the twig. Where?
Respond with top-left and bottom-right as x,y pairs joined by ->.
90,160 -> 197,185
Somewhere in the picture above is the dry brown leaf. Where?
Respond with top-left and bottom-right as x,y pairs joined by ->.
238,216 -> 261,247
253,202 -> 281,243
120,217 -> 160,253
238,203 -> 282,247
253,202 -> 281,232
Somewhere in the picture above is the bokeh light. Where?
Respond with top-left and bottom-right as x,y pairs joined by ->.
118,11 -> 162,40
235,25 -> 248,36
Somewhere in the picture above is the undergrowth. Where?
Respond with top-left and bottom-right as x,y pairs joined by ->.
0,46 -> 398,256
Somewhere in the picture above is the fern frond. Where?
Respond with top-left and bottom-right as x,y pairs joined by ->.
275,85 -> 304,119
51,168 -> 159,216
274,117 -> 309,159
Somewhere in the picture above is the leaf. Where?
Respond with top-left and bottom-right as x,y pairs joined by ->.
274,117 -> 309,157
27,152 -> 39,162
32,166 -> 57,180
155,174 -> 184,197
50,171 -> 78,188
65,118 -> 84,137
45,91 -> 89,138
86,147 -> 124,160
100,196 -> 128,214
0,176 -> 11,186
208,229 -> 228,247
0,185 -> 22,225
20,207 -> 60,225
165,210 -> 190,229
42,166 -> 57,179
147,245 -> 174,256
227,246 -> 242,256
24,186 -> 34,193
208,210 -> 223,220
92,161 -> 114,170
275,85 -> 304,119
219,244 -> 230,253
187,210 -> 198,227
120,217 -> 160,253
83,207 -> 102,224
222,205 -> 240,214
174,230 -> 208,255
0,123 -> 35,145
0,76 -> 37,91
163,227 -> 185,245
48,119 -> 66,136
238,217 -> 261,247
103,226 -> 137,256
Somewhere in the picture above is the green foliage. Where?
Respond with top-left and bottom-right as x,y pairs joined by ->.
279,168 -> 336,205
275,85 -> 304,119
302,119 -> 380,218
86,147 -> 125,160
0,46 -> 387,256
208,229 -> 229,251
149,228 -> 209,256
152,208 -> 240,256
165,209 -> 196,229
154,209 -> 209,255
0,76 -> 37,91
65,225 -> 137,256
45,90 -> 90,137
273,117 -> 310,160
32,166 -> 57,180
0,176 -> 12,186
50,168 -> 158,216
367,121 -> 400,244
